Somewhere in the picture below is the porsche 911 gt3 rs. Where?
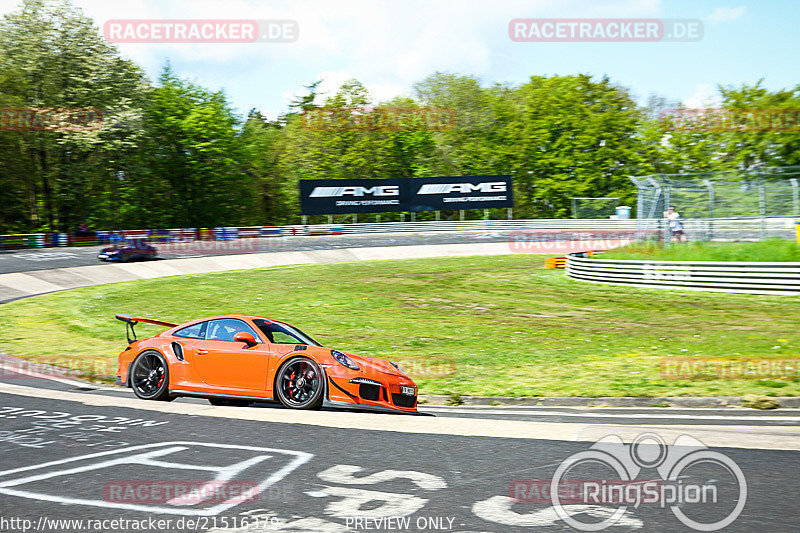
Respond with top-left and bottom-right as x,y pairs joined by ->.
114,313 -> 418,413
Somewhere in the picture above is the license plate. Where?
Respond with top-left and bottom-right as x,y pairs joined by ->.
401,386 -> 415,396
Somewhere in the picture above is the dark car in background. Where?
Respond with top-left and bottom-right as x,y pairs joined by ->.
98,236 -> 157,262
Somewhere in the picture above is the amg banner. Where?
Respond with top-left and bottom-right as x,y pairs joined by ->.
299,175 -> 513,215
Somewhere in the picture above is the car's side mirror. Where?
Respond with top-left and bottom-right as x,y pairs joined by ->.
233,331 -> 258,347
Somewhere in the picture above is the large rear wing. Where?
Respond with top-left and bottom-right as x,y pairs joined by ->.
115,313 -> 177,344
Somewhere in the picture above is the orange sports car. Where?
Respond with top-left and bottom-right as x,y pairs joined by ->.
114,313 -> 418,413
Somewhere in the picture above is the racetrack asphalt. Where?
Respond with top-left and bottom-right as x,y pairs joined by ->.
0,232 -> 518,275
2,233 -> 799,532
0,367 -> 798,532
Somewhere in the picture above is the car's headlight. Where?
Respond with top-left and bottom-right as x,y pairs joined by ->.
331,350 -> 359,370
390,361 -> 406,374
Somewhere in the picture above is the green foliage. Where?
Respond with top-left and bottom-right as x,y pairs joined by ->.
1,1 -> 800,232
2,254 -> 800,397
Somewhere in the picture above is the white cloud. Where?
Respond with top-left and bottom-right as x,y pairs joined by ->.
682,83 -> 722,109
0,0 -> 680,118
706,6 -> 746,24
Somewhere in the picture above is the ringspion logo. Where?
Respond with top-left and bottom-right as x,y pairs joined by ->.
103,19 -> 298,43
546,433 -> 746,531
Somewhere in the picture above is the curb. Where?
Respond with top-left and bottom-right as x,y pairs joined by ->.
418,395 -> 800,409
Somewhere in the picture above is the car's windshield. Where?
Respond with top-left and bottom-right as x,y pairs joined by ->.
253,319 -> 321,346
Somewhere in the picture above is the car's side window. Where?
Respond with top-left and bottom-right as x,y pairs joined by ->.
174,321 -> 206,339
206,318 -> 261,343
272,331 -> 301,344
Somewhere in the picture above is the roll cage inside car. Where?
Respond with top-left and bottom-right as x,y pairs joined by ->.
253,318 -> 321,346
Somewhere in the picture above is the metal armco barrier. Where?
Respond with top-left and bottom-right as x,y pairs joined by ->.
172,228 -> 197,241
259,226 -> 282,237
213,227 -> 238,240
238,226 -> 261,239
2,217 -> 797,250
566,254 -> 800,295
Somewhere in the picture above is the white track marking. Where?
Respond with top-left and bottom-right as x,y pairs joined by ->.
2,382 -> 800,450
318,486 -> 427,519
0,441 -> 312,516
420,407 -> 800,422
472,496 -> 642,529
317,465 -> 447,490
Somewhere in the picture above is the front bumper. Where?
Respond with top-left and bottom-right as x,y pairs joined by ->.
323,366 -> 418,413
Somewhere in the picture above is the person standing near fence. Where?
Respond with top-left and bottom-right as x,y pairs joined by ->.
663,205 -> 687,242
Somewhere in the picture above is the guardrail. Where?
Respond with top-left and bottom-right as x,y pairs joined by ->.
566,254 -> 800,295
1,217 -> 797,251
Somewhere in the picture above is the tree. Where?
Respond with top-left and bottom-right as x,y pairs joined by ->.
135,65 -> 252,229
0,0 -> 150,232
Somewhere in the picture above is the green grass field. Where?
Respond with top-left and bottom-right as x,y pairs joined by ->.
602,238 -> 800,262
1,254 -> 799,398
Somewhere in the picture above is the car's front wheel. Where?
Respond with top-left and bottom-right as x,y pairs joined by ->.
275,357 -> 324,410
130,350 -> 172,401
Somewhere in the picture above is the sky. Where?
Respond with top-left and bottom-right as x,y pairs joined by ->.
2,0 -> 798,120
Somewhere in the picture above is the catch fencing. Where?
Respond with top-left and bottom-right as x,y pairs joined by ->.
0,217 -> 797,251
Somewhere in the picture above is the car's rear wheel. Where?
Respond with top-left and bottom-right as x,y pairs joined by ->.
275,357 -> 324,410
208,398 -> 252,407
130,350 -> 172,401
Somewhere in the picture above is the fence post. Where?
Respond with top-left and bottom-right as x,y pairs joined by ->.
663,181 -> 671,247
703,178 -> 715,240
790,178 -> 799,216
758,177 -> 767,240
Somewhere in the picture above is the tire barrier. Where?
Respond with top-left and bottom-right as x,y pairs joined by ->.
566,253 -> 800,295
50,233 -> 69,247
213,227 -> 238,240
0,234 -> 45,250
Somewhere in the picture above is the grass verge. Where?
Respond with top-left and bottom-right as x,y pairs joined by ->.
602,238 -> 800,262
1,255 -> 799,397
